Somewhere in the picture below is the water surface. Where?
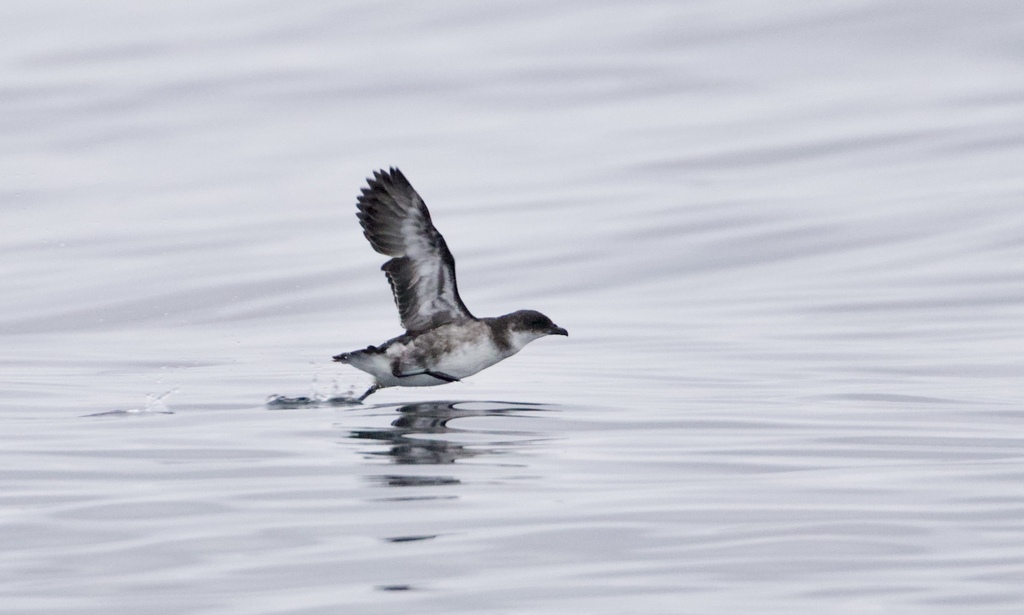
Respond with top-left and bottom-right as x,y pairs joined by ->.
2,1 -> 1024,613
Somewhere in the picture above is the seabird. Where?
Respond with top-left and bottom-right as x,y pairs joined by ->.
333,168 -> 567,401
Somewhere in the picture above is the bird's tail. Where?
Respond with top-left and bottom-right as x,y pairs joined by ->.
333,344 -> 382,365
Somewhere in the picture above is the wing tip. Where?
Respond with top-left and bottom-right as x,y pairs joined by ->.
359,167 -> 414,205
365,166 -> 406,187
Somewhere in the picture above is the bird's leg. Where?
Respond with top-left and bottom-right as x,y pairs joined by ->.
357,383 -> 380,402
391,365 -> 461,383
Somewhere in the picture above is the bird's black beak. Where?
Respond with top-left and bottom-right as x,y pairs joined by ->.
549,325 -> 568,336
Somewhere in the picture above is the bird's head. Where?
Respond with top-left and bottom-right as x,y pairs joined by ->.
506,310 -> 568,345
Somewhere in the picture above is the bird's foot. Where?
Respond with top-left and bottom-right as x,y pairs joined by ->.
357,383 -> 380,402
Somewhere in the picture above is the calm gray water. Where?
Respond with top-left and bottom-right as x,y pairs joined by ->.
3,1 -> 1024,613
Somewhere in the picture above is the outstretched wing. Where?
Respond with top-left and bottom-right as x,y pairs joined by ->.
356,168 -> 473,333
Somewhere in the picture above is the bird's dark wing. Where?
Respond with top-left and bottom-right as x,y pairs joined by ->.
356,168 -> 473,333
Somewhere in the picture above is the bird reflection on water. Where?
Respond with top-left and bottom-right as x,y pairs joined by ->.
349,400 -> 547,471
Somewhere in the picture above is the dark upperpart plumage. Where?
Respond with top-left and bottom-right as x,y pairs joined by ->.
356,168 -> 473,334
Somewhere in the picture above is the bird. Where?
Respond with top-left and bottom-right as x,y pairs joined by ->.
333,168 -> 567,402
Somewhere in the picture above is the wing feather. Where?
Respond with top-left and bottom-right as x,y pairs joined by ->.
355,168 -> 473,333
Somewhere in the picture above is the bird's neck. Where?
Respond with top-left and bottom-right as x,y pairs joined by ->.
486,315 -> 544,356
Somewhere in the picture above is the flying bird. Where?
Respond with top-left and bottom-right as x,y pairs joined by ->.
333,168 -> 567,401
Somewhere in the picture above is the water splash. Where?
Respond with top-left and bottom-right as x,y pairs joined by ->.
82,388 -> 178,417
265,378 -> 367,409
